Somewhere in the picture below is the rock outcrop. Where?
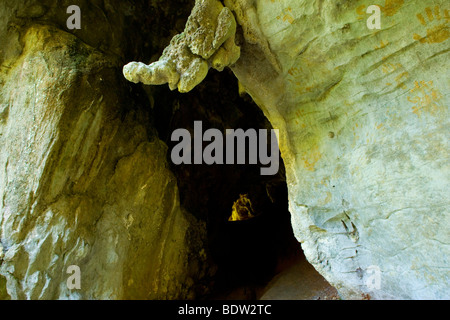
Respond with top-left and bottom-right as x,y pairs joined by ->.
0,1 -> 210,300
123,0 -> 241,92
127,0 -> 449,299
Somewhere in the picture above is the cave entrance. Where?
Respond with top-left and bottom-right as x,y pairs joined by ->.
206,169 -> 303,300
151,69 -> 336,300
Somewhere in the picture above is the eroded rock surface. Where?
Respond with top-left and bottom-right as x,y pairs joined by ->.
0,1 -> 211,300
123,0 -> 241,92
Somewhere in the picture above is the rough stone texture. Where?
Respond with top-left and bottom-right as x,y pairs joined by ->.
0,2 -> 210,300
142,0 -> 450,299
124,0 -> 241,92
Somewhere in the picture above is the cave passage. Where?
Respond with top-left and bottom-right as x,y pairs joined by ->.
206,172 -> 304,300
151,69 -> 306,299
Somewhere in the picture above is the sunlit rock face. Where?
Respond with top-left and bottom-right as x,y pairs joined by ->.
0,1 -> 210,300
228,0 -> 450,300
128,0 -> 449,299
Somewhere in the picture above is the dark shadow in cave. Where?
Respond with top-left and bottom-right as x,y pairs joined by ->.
151,68 -> 306,299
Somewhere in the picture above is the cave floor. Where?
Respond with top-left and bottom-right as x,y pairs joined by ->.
209,254 -> 340,300
259,255 -> 340,300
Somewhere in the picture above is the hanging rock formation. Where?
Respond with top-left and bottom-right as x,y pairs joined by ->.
123,0 -> 241,92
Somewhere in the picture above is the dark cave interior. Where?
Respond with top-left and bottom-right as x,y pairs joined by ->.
150,68 -> 304,299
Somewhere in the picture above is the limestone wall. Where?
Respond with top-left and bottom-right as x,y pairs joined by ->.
230,0 -> 450,299
0,2 -> 209,300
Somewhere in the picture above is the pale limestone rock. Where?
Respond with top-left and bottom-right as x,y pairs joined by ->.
0,25 -> 209,300
232,0 -> 450,300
